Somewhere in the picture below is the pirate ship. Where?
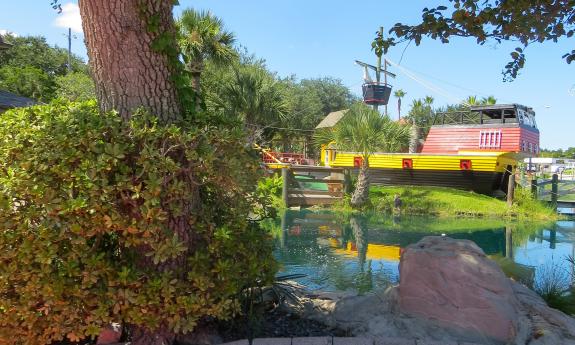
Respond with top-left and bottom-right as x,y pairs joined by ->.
322,103 -> 539,194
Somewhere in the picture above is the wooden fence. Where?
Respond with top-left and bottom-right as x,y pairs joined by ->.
529,174 -> 575,205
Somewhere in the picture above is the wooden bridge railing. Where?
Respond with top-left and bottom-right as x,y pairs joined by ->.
281,166 -> 346,207
528,173 -> 575,205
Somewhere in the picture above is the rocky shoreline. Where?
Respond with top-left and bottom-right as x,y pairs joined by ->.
264,237 -> 575,345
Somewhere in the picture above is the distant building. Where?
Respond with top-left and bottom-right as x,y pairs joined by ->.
0,34 -> 12,50
524,157 -> 575,174
315,109 -> 348,129
0,90 -> 36,113
0,34 -> 36,112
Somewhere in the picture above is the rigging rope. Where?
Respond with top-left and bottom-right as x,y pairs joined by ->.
385,58 -> 464,104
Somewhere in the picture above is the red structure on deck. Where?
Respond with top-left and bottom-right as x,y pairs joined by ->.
421,104 -> 539,157
261,151 -> 313,165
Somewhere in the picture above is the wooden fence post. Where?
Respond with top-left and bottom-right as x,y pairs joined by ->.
507,172 -> 515,207
505,225 -> 513,259
551,173 -> 558,206
282,167 -> 289,207
531,178 -> 538,198
343,169 -> 353,194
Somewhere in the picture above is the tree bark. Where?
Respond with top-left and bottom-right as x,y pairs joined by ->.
409,123 -> 420,153
78,0 -> 182,123
78,2 -> 196,344
351,159 -> 370,208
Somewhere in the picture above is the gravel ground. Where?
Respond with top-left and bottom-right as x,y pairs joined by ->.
218,308 -> 347,342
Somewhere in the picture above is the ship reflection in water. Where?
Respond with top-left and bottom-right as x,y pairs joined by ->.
265,210 -> 575,293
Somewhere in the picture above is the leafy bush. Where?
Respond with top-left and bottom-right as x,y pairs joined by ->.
255,174 -> 285,211
511,186 -> 557,220
257,175 -> 282,197
55,72 -> 96,102
0,101 -> 276,344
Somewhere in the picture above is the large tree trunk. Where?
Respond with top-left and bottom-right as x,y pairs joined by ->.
78,2 -> 195,344
79,0 -> 182,123
350,159 -> 370,208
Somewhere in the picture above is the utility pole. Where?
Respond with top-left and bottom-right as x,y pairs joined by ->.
384,59 -> 388,116
374,26 -> 383,112
67,27 -> 72,73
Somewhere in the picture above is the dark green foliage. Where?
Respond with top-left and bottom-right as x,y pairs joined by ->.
0,101 -> 277,344
201,49 -> 355,151
375,0 -> 575,80
0,35 -> 89,102
0,65 -> 56,102
0,35 -> 87,76
540,147 -> 575,158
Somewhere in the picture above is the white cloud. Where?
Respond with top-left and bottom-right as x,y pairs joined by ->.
0,29 -> 18,37
54,3 -> 83,33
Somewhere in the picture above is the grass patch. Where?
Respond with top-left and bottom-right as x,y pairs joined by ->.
332,185 -> 560,220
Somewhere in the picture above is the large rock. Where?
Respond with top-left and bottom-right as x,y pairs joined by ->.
96,323 -> 122,344
291,236 -> 575,344
398,236 -> 520,344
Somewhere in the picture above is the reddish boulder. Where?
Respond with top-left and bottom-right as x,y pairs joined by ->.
399,236 -> 520,344
96,323 -> 122,344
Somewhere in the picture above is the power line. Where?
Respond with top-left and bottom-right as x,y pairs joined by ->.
386,58 -> 463,104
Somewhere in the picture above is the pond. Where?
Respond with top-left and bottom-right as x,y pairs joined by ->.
262,210 -> 575,294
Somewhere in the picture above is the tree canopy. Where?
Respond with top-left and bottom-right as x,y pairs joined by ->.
376,0 -> 574,80
178,8 -> 237,95
0,35 -> 90,101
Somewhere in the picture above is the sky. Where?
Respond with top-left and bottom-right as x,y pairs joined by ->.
0,1 -> 573,149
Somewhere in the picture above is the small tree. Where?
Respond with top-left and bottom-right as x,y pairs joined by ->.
394,89 -> 406,120
314,103 -> 410,208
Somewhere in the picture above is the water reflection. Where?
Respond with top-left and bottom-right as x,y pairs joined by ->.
264,210 -> 575,293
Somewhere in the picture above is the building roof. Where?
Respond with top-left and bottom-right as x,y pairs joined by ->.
0,90 -> 36,110
0,34 -> 12,50
315,109 -> 348,129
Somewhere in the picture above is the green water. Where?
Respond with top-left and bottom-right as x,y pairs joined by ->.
262,210 -> 575,294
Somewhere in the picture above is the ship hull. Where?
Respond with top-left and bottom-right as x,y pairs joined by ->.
368,168 -> 504,194
328,151 -> 518,195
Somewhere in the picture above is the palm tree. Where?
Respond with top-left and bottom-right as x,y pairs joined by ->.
178,8 -> 237,94
394,89 -> 406,120
314,103 -> 411,208
224,64 -> 288,143
481,96 -> 497,105
465,95 -> 479,106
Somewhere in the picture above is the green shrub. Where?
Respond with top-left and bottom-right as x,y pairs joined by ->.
255,174 -> 285,211
0,101 -> 276,344
511,186 -> 557,220
257,174 -> 282,197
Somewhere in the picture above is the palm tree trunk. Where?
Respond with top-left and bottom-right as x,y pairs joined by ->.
350,216 -> 368,267
351,159 -> 370,208
191,72 -> 201,94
